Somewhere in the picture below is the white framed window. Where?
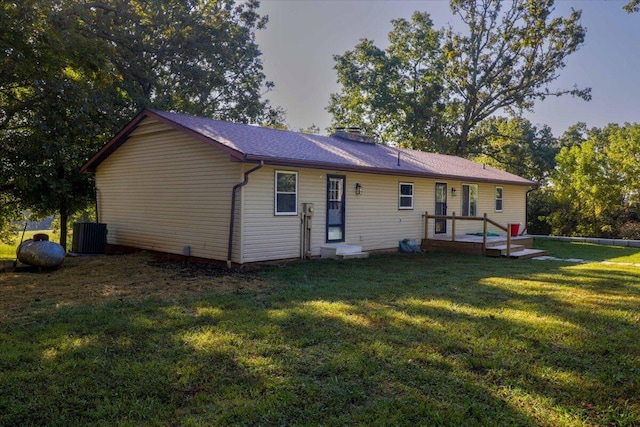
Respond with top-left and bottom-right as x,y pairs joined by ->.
399,182 -> 414,210
275,170 -> 298,215
461,184 -> 478,217
495,186 -> 503,212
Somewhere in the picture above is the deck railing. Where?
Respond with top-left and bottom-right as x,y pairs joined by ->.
422,211 -> 514,256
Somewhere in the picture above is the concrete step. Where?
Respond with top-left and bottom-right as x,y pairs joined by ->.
485,244 -> 525,257
336,252 -> 370,260
507,249 -> 548,259
321,244 -> 364,259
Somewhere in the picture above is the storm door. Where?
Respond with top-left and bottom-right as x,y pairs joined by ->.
435,182 -> 447,234
326,175 -> 345,242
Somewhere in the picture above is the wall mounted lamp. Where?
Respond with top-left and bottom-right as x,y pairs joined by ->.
355,183 -> 363,195
451,187 -> 457,196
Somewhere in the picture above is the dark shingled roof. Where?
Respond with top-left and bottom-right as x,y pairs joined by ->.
82,109 -> 536,186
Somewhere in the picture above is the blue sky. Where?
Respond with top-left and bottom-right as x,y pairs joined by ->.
256,0 -> 640,136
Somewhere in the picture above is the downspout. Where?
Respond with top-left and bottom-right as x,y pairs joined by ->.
227,161 -> 264,268
94,176 -> 100,224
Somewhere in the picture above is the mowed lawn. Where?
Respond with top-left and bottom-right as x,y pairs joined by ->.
0,230 -> 61,259
1,243 -> 639,426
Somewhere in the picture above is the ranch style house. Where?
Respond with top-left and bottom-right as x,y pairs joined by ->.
81,109 -> 536,265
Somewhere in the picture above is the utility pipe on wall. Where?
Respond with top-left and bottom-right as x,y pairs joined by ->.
227,161 -> 264,268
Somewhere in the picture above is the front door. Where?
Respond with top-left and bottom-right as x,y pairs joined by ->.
435,182 -> 447,234
326,175 -> 345,242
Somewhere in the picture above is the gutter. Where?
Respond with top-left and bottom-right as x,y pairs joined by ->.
227,161 -> 264,268
241,154 -> 535,187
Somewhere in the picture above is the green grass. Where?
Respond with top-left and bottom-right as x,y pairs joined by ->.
0,230 -> 62,259
534,239 -> 640,263
1,250 -> 639,426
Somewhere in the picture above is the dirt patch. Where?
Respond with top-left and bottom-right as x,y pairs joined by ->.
0,252 -> 269,322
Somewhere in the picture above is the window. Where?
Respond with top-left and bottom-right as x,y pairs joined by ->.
275,171 -> 297,215
461,184 -> 478,217
495,187 -> 503,212
399,182 -> 414,209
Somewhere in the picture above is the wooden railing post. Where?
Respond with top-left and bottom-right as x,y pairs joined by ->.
419,212 -> 514,257
483,213 -> 488,256
451,212 -> 456,242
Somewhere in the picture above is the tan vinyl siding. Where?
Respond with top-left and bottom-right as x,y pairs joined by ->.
240,167 -> 530,263
428,181 -> 527,237
241,169 -> 434,262
241,167 -> 327,263
95,117 -> 242,262
343,172 -> 430,251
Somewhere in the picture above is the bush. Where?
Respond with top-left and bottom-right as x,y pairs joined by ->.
619,221 -> 640,240
527,188 -> 554,235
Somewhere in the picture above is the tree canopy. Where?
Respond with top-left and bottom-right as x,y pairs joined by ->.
625,0 -> 640,13
0,0 -> 278,249
328,0 -> 590,155
328,12 -> 447,151
546,123 -> 640,238
470,116 -> 559,183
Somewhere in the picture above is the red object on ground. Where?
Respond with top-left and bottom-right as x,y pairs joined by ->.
510,223 -> 520,236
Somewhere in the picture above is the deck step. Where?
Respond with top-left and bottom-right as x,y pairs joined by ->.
485,244 -> 525,257
507,249 -> 548,259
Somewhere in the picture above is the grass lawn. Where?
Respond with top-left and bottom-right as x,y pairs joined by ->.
534,239 -> 640,264
0,230 -> 60,259
1,249 -> 639,426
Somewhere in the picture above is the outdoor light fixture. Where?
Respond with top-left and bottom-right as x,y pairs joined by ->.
451,187 -> 457,196
355,183 -> 363,195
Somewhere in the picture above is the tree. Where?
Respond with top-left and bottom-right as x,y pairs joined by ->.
260,106 -> 288,130
526,187 -> 555,235
66,0 -> 276,122
0,194 -> 21,245
328,12 -> 447,150
547,124 -> 630,237
1,0 -> 278,249
557,121 -> 588,148
470,116 -> 558,182
1,0 -> 118,249
443,0 -> 590,155
625,0 -> 639,13
299,124 -> 320,134
328,0 -> 590,155
468,116 -> 561,235
604,123 -> 640,203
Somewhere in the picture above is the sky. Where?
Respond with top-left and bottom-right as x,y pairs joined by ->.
255,0 -> 640,136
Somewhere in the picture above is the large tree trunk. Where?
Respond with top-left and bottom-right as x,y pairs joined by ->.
59,204 -> 68,251
457,124 -> 471,156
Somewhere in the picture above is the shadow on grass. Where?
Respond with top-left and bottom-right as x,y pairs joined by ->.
1,252 -> 639,426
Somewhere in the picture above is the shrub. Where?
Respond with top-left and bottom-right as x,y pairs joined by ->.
619,221 -> 640,240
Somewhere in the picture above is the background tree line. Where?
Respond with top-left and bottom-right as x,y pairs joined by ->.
0,0 -> 283,249
462,118 -> 640,239
1,0 -> 639,246
329,0 -> 640,239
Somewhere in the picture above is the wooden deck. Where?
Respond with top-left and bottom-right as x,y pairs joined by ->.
421,234 -> 546,259
420,212 -> 546,259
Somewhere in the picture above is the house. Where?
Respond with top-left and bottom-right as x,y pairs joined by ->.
81,109 -> 536,265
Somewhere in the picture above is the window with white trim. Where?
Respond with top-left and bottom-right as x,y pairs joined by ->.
275,171 -> 297,215
399,182 -> 414,209
461,184 -> 478,217
495,186 -> 503,212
